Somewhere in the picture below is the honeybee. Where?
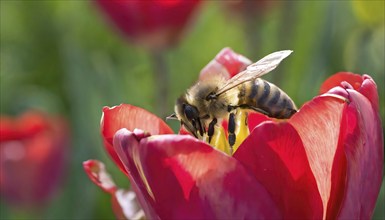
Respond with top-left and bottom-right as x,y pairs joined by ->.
170,50 -> 297,148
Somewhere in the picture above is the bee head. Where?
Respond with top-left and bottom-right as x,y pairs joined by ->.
174,96 -> 205,138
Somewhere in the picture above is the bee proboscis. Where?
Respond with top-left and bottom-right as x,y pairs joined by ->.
170,50 -> 297,150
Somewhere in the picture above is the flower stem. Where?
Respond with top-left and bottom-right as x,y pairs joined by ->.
242,1 -> 261,59
150,49 -> 169,118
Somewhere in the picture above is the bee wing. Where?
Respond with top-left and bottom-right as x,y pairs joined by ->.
215,50 -> 293,96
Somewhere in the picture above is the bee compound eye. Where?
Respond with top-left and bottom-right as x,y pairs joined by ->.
184,105 -> 198,121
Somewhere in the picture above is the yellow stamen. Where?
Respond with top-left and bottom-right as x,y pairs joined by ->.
205,110 -> 250,156
207,126 -> 231,155
232,110 -> 250,153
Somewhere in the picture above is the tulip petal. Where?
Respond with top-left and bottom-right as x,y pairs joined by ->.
83,160 -> 144,220
83,160 -> 117,194
199,47 -> 252,80
113,128 -> 281,219
102,104 -> 173,140
215,47 -> 252,77
357,75 -> 380,111
113,129 -> 159,219
247,112 -> 272,130
319,72 -> 363,94
319,72 -> 380,111
199,59 -> 231,81
331,89 -> 383,219
318,73 -> 382,218
234,122 -> 323,218
101,104 -> 173,174
112,189 -> 145,220
290,96 -> 348,217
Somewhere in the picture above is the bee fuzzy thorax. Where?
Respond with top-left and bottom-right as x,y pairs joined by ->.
186,78 -> 235,120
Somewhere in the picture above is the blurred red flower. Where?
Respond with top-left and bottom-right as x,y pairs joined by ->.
0,111 -> 68,210
84,49 -> 383,219
225,0 -> 274,16
95,0 -> 201,50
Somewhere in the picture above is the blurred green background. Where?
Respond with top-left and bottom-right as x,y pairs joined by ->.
0,0 -> 384,219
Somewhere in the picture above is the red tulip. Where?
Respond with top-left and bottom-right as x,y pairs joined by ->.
0,111 -> 68,210
94,0 -> 201,50
85,49 -> 383,219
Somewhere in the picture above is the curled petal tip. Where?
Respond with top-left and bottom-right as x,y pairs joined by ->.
341,81 -> 354,90
320,93 -> 350,104
83,159 -> 95,167
102,106 -> 110,112
103,105 -> 117,112
83,159 -> 117,194
215,47 -> 252,76
362,74 -> 373,81
133,128 -> 151,140
113,189 -> 145,220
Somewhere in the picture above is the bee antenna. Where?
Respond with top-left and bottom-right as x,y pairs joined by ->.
166,113 -> 178,121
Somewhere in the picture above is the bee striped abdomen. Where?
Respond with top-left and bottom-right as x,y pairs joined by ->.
267,85 -> 281,105
238,83 -> 247,104
256,80 -> 270,105
238,78 -> 296,119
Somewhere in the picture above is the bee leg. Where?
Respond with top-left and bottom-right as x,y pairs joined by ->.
227,105 -> 237,112
181,121 -> 198,138
207,118 -> 217,143
197,119 -> 205,137
229,104 -> 269,116
228,112 -> 236,153
237,104 -> 270,116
